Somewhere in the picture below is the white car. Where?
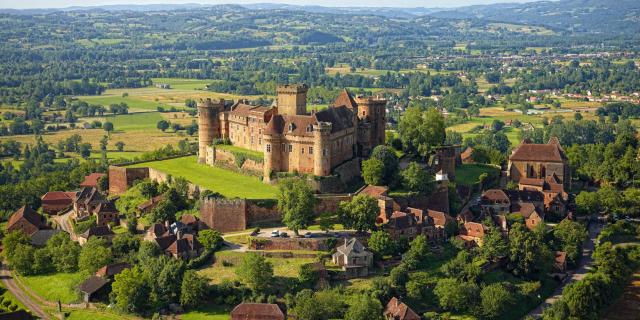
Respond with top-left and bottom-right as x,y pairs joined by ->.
270,230 -> 280,237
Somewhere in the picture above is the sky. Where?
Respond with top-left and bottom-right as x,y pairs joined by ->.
0,0 -> 541,9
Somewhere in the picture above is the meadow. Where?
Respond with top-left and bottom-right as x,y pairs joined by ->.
18,272 -> 83,304
456,164 -> 501,186
125,156 -> 278,199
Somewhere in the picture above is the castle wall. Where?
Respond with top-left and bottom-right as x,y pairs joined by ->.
108,166 -> 149,195
200,198 -> 248,233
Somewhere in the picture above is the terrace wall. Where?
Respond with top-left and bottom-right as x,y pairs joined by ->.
108,166 -> 149,195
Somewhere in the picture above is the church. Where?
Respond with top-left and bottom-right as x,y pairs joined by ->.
197,84 -> 387,180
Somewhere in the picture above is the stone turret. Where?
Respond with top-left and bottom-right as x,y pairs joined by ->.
262,113 -> 282,182
197,98 -> 224,163
277,84 -> 308,116
355,95 -> 387,146
313,122 -> 332,176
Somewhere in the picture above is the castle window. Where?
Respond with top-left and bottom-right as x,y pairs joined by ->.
259,138 -> 262,145
306,125 -> 313,132
323,148 -> 327,156
288,144 -> 293,152
301,147 -> 304,154
288,123 -> 294,132
266,144 -> 271,152
309,147 -> 313,154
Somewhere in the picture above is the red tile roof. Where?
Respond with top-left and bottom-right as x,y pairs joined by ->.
384,297 -> 421,320
427,210 -> 453,227
7,206 -> 46,235
80,173 -> 106,188
510,139 -> 567,163
41,191 -> 73,202
231,303 -> 284,320
333,89 -> 358,109
358,185 -> 389,198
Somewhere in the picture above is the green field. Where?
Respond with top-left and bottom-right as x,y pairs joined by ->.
180,305 -> 231,320
151,78 -> 216,90
65,309 -> 138,320
126,156 -> 278,199
78,95 -> 171,112
105,112 -> 164,131
19,272 -> 84,304
456,164 -> 500,186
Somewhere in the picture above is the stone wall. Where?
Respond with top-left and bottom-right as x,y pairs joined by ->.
209,148 -> 264,176
334,158 -> 361,185
316,194 -> 353,214
108,166 -> 149,195
200,198 -> 247,233
246,201 -> 280,225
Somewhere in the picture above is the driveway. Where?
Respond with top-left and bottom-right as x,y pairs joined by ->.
0,264 -> 49,319
525,222 -> 602,318
51,210 -> 76,241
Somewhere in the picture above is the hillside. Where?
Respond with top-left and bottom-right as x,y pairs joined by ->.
429,0 -> 640,34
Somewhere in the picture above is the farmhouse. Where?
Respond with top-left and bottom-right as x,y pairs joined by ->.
6,206 -> 48,236
230,303 -> 285,320
332,238 -> 373,278
384,297 -> 420,320
40,191 -> 76,214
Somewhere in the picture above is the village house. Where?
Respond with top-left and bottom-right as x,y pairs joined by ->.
72,187 -> 120,226
331,238 -> 373,279
384,297 -> 421,320
456,222 -> 487,247
144,222 -> 204,260
40,191 -> 76,215
80,173 -> 106,189
230,303 -> 285,320
460,147 -> 474,164
78,225 -> 115,245
554,251 -> 568,272
137,194 -> 165,215
6,206 -> 48,237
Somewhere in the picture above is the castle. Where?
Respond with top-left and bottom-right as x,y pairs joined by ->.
197,84 -> 387,180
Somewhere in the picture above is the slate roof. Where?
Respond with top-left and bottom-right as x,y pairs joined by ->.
264,105 -> 355,136
336,238 -> 368,256
30,229 -> 61,247
79,275 -> 109,295
386,211 -> 417,229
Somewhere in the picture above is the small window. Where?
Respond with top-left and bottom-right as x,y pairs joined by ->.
288,144 -> 293,152
306,125 -> 313,132
301,147 -> 304,154
323,148 -> 327,156
266,144 -> 271,152
288,123 -> 294,132
309,147 -> 314,154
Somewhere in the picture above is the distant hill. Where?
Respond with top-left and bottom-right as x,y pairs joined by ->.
429,0 -> 640,34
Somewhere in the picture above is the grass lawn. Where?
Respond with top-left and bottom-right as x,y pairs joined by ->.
151,78 -> 216,90
456,164 -> 500,186
19,272 -> 84,304
181,304 -> 231,320
216,144 -> 264,159
65,309 -> 139,320
105,112 -> 164,131
197,250 -> 317,284
126,156 -> 277,199
78,95 -> 171,112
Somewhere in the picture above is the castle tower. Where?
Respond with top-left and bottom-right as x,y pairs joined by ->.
355,96 -> 387,146
313,122 -> 332,176
262,115 -> 282,182
277,84 -> 308,116
197,98 -> 224,163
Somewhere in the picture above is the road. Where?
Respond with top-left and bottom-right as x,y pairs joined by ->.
525,222 -> 602,319
51,210 -> 76,241
0,264 -> 49,319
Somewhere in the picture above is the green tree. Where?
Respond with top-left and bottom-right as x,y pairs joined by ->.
111,266 -> 150,313
236,253 -> 273,293
2,231 -> 30,260
553,219 -> 587,265
45,232 -> 80,272
403,235 -> 430,270
480,228 -> 508,261
368,230 -> 396,256
434,278 -> 479,312
361,158 -> 384,186
401,162 -> 434,193
398,107 -> 446,157
79,143 -> 92,159
276,179 -> 316,236
508,223 -> 553,277
157,120 -> 170,132
575,191 -> 600,215
103,121 -> 114,134
290,290 -> 327,320
79,237 -> 113,274
370,145 -> 400,186
344,294 -> 384,320
9,244 -> 36,275
149,200 -> 177,224
197,229 -> 223,250
180,270 -> 208,308
115,141 -> 125,151
337,194 -> 379,233
480,283 -> 515,319
111,233 -> 141,260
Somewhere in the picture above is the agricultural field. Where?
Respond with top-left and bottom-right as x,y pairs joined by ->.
180,305 -> 231,320
151,78 -> 217,90
197,250 -> 317,285
64,309 -> 139,320
125,156 -> 278,199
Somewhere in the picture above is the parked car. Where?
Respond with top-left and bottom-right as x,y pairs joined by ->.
304,232 -> 313,238
280,232 -> 289,238
270,230 -> 280,237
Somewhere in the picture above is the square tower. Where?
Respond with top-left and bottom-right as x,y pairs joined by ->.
277,84 -> 308,116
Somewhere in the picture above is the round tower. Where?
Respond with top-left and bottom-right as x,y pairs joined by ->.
197,99 -> 222,164
313,122 -> 332,177
262,116 -> 281,182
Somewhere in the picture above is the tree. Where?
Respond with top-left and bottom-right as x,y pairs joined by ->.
368,230 -> 396,257
401,162 -> 434,193
79,143 -> 92,159
434,278 -> 479,312
180,270 -> 208,308
149,200 -> 177,224
553,219 -> 587,265
361,158 -> 384,186
115,141 -> 125,151
575,191 -> 600,215
236,253 -> 273,293
337,194 -> 379,233
574,112 -> 583,121
111,233 -> 141,260
9,244 -> 36,275
79,237 -> 113,274
480,283 -> 515,319
370,145 -> 400,186
344,294 -> 384,320
103,121 -> 114,134
508,223 -> 553,277
441,250 -> 481,283
480,228 -> 508,261
2,231 -> 30,260
403,235 -> 430,270
97,175 -> 109,193
111,266 -> 150,313
298,263 -> 320,287
398,107 -> 446,157
197,229 -> 223,251
157,120 -> 170,132
276,179 -> 316,236
290,290 -> 327,320
45,232 -> 80,272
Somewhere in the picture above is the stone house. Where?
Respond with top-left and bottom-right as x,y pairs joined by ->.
230,303 -> 285,320
508,137 -> 569,187
383,297 -> 421,320
6,206 -> 48,236
78,226 -> 115,245
456,222 -> 487,247
80,173 -> 106,189
332,238 -> 373,278
40,191 -> 76,215
480,189 -> 511,214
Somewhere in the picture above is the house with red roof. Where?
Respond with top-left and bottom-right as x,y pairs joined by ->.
6,206 -> 48,236
230,303 -> 285,320
508,137 -> 569,187
384,297 -> 420,320
80,173 -> 106,189
41,191 -> 76,214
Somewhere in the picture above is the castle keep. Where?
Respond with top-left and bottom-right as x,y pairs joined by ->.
197,85 -> 387,180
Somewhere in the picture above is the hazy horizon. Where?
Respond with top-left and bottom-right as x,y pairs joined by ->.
0,0 -> 543,10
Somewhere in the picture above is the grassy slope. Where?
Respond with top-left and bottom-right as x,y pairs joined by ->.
19,272 -> 84,304
126,156 -> 277,199
180,305 -> 232,320
456,164 -> 500,186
